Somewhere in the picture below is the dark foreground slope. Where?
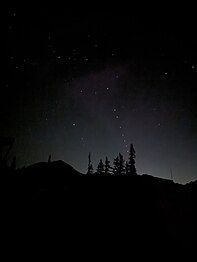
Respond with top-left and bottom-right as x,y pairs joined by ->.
2,161 -> 197,257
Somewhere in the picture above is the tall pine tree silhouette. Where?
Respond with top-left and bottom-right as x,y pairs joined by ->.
118,153 -> 125,175
104,157 -> 112,175
125,161 -> 129,175
113,153 -> 125,176
128,144 -> 137,175
87,152 -> 94,175
113,156 -> 120,176
97,159 -> 105,175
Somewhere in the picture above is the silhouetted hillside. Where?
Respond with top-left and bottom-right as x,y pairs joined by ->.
2,160 -> 196,255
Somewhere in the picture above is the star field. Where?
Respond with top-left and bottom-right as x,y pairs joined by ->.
2,5 -> 197,183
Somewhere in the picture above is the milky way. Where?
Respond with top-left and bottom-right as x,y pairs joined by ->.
2,5 -> 197,183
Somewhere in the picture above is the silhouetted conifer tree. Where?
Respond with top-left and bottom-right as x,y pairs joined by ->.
104,157 -> 112,175
97,159 -> 105,175
128,144 -> 137,175
113,154 -> 125,175
125,161 -> 129,175
113,156 -> 120,176
118,153 -> 125,175
87,152 -> 94,175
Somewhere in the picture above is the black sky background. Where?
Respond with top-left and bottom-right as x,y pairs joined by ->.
2,4 -> 197,183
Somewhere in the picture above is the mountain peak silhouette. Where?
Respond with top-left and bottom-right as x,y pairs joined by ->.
1,159 -> 196,253
25,160 -> 82,176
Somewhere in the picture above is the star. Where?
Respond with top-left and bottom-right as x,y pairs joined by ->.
115,74 -> 119,79
5,8 -> 197,185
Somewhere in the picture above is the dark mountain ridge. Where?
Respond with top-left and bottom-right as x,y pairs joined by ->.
1,160 -> 196,254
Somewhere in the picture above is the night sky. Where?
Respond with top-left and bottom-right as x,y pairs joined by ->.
2,4 -> 197,183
